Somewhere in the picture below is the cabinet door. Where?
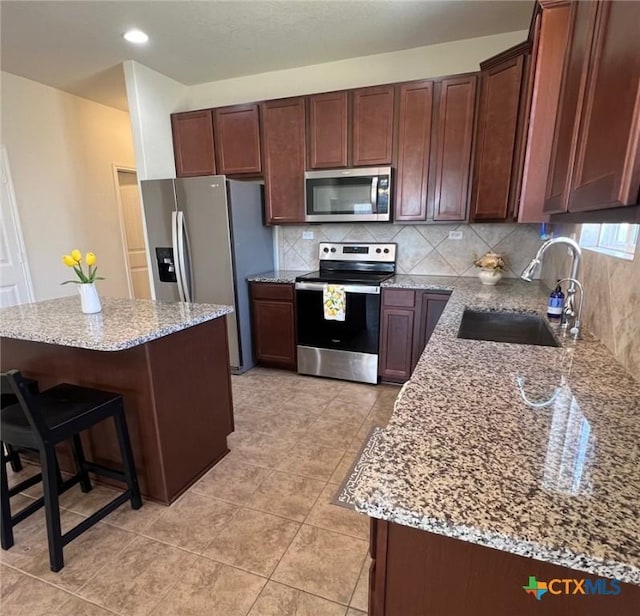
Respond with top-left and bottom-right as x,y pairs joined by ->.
213,104 -> 261,175
171,110 -> 216,177
252,298 -> 296,370
261,98 -> 306,224
411,292 -> 450,370
518,4 -> 571,223
395,81 -> 433,221
352,85 -> 395,166
432,75 -> 477,221
471,46 -> 527,220
379,308 -> 415,383
308,92 -> 348,169
567,0 -> 640,212
543,1 -> 599,214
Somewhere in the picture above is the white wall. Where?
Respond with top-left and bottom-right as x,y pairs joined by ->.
185,30 -> 528,109
0,71 -> 136,301
123,61 -> 187,181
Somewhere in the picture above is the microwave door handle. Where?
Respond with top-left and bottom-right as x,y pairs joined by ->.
370,177 -> 379,213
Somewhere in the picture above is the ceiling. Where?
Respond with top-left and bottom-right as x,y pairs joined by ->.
1,1 -> 533,111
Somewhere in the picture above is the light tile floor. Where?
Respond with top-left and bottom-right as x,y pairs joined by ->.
0,368 -> 399,616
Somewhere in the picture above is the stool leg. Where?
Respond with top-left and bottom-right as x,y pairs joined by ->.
40,446 -> 64,572
114,408 -> 142,510
5,445 -> 23,473
70,435 -> 92,493
0,442 -> 15,550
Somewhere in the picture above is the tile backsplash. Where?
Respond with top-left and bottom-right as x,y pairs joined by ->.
277,223 -> 544,278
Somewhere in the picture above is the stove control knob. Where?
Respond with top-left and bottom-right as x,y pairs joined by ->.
323,247 -> 329,253
330,247 -> 337,253
383,248 -> 390,254
376,248 -> 382,254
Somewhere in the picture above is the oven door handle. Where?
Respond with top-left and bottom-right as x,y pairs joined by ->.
295,282 -> 380,295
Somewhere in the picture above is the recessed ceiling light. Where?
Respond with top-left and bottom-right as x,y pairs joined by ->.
123,29 -> 149,44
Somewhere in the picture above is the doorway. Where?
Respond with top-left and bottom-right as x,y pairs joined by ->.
0,146 -> 34,307
113,167 -> 151,300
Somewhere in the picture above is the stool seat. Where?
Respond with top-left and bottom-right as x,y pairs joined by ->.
2,384 -> 121,449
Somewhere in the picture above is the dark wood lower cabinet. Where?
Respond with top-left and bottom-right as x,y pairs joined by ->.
370,518 -> 640,616
250,282 -> 296,370
379,289 -> 450,383
379,307 -> 415,382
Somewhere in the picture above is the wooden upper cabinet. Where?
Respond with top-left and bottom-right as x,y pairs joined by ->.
352,85 -> 395,166
544,0 -> 599,214
432,75 -> 477,221
307,92 -> 348,169
518,3 -> 571,223
470,43 -> 529,221
566,0 -> 640,212
171,110 -> 216,177
395,81 -> 433,221
260,97 -> 306,224
213,104 -> 261,175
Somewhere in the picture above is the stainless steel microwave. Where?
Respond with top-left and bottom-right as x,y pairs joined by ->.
304,167 -> 391,223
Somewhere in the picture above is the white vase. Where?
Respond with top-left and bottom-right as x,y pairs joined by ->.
78,283 -> 102,314
478,268 -> 503,286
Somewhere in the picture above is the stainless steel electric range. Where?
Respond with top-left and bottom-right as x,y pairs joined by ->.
295,242 -> 397,384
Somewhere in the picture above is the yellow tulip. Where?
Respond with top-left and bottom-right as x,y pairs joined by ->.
71,249 -> 82,263
62,254 -> 76,267
85,252 -> 96,266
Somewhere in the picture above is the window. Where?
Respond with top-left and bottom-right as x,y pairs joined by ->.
579,223 -> 639,260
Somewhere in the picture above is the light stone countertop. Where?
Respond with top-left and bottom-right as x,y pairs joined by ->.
246,270 -> 308,284
347,277 -> 640,585
381,273 -> 462,290
0,296 -> 234,351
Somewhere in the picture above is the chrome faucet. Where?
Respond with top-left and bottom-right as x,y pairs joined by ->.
521,236 -> 584,334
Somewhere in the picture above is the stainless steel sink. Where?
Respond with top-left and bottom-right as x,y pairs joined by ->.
457,309 -> 560,347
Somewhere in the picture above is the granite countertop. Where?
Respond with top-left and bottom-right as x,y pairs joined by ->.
247,270 -> 308,284
0,297 -> 234,351
348,277 -> 640,585
380,273 -> 461,290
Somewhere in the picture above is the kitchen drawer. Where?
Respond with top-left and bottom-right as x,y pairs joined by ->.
382,289 -> 416,308
250,282 -> 294,301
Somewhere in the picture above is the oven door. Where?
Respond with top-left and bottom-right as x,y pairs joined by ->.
304,168 -> 391,223
295,282 -> 381,383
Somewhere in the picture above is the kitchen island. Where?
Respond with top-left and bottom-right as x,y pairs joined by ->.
0,296 -> 235,504
340,278 -> 640,615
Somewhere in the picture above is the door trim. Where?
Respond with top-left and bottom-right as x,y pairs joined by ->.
1,145 -> 35,303
112,164 -> 140,299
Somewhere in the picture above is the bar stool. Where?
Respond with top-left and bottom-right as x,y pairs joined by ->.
1,377 -> 49,522
0,370 -> 142,572
1,377 -> 39,472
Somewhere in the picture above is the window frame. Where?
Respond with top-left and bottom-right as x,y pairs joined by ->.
579,223 -> 638,260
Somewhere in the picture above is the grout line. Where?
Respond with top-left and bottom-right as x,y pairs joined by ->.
261,577 -> 356,609
346,550 -> 371,611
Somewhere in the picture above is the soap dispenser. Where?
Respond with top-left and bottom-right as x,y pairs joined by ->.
547,281 -> 564,319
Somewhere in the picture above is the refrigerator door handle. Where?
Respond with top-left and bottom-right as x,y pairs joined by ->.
171,210 -> 186,302
177,211 -> 193,302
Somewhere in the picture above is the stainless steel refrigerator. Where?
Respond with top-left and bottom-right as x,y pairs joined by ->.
140,176 -> 274,373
